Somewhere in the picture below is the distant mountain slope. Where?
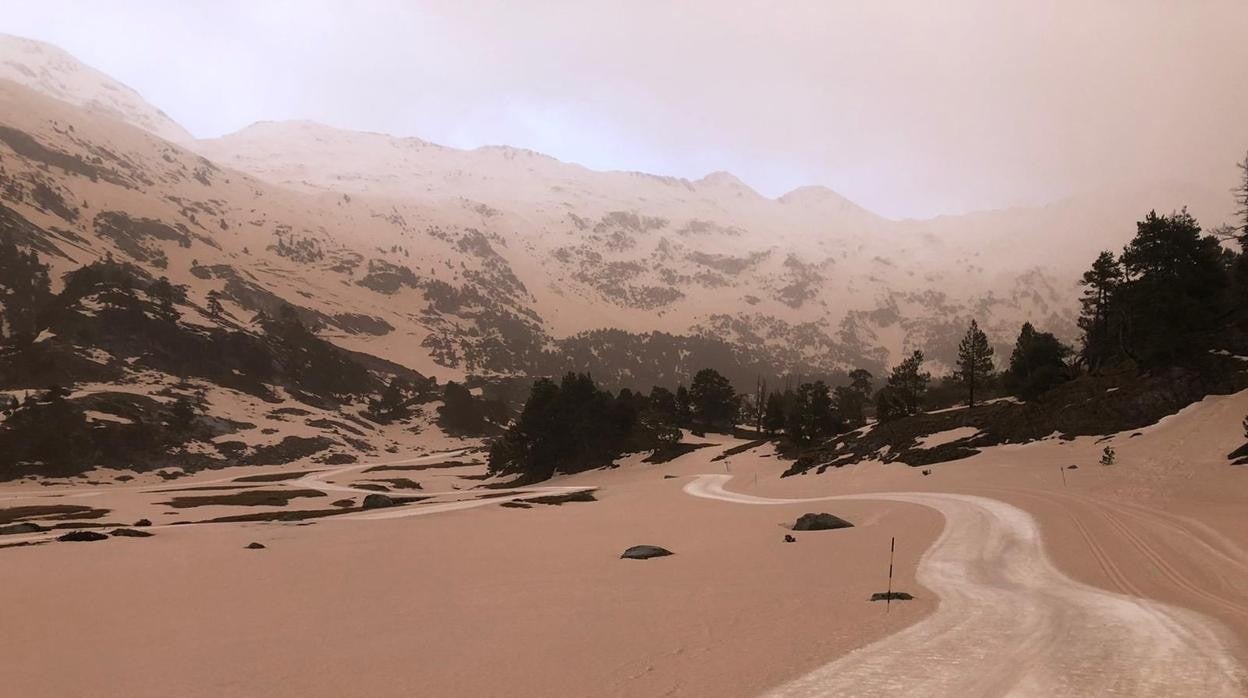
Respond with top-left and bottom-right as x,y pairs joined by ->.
0,32 -> 1233,395
0,34 -> 192,145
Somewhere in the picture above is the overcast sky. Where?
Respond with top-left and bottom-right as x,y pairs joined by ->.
2,1 -> 1246,218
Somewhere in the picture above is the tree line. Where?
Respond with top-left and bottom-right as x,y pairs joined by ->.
490,151 -> 1248,481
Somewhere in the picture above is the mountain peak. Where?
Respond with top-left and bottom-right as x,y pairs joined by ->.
0,33 -> 192,144
695,170 -> 758,195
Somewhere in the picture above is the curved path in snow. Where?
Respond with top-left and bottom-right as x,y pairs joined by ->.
684,474 -> 1247,697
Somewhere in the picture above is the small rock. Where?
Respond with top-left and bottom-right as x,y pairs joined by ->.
245,542 -> 266,549
784,534 -> 796,543
330,499 -> 354,508
1066,465 -> 1078,470
57,530 -> 109,542
0,522 -> 49,536
134,518 -> 152,527
870,591 -> 914,602
663,475 -> 678,479
361,493 -> 395,509
620,545 -> 673,560
921,469 -> 932,476
793,513 -> 854,531
110,528 -> 154,538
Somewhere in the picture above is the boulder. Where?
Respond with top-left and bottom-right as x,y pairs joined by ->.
792,512 -> 853,531
361,493 -> 395,509
57,530 -> 109,542
0,522 -> 49,536
110,528 -> 154,538
620,545 -> 673,560
245,542 -> 266,549
134,518 -> 152,527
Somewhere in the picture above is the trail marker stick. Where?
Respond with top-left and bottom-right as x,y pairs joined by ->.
1060,465 -> 1067,488
887,536 -> 895,613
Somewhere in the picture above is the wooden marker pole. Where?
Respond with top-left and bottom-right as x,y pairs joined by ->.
887,536 -> 896,613
1060,465 -> 1067,488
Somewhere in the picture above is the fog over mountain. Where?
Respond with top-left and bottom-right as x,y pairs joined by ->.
2,1 -> 1246,218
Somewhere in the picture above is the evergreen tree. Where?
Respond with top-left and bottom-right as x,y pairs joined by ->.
674,385 -> 691,427
647,386 -> 677,424
762,391 -> 786,435
1078,251 -> 1124,369
0,230 -> 52,342
874,385 -> 908,423
439,381 -> 486,435
885,350 -> 930,416
1234,151 -> 1248,243
688,368 -> 736,430
1003,322 -> 1071,401
834,368 -> 873,426
788,381 -> 837,443
1119,209 -> 1228,365
955,320 -> 994,408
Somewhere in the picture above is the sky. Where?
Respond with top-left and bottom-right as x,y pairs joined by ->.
1,0 -> 1246,219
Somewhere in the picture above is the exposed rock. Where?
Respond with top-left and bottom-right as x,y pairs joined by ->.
500,501 -> 531,509
792,512 -> 854,531
245,542 -> 266,549
109,528 -> 153,537
330,499 -> 354,508
133,518 -> 152,527
870,591 -> 914,601
361,493 -> 395,509
0,522 -> 49,535
57,530 -> 109,542
620,544 -> 673,560
784,534 -> 796,543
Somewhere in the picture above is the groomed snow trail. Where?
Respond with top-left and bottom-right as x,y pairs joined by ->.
684,474 -> 1247,697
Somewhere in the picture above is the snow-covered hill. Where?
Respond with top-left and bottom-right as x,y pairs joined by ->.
0,33 -> 1233,389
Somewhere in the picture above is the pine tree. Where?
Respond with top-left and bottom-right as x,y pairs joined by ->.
762,391 -> 786,435
674,385 -> 691,427
1003,322 -> 1071,401
1234,151 -> 1248,244
1078,251 -> 1124,369
956,319 -> 994,408
885,350 -> 930,416
689,368 -> 736,431
833,368 -> 873,426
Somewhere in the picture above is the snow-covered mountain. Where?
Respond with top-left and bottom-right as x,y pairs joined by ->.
0,34 -> 1234,389
0,34 -> 191,145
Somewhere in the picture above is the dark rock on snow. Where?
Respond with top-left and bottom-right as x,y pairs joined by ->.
331,499 -> 355,508
620,545 -> 673,560
245,542 -> 266,549
57,530 -> 109,542
361,493 -> 395,509
110,528 -> 153,537
871,591 -> 914,601
784,534 -> 796,543
793,512 -> 854,531
0,522 -> 49,535
134,518 -> 152,527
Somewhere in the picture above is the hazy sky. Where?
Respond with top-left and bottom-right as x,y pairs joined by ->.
2,1 -> 1246,218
